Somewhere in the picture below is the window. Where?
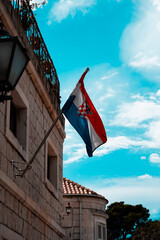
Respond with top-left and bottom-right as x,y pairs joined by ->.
9,99 -> 27,149
97,224 -> 106,240
10,101 -> 17,137
47,152 -> 57,189
98,225 -> 101,239
103,226 -> 106,240
45,138 -> 58,197
6,85 -> 29,160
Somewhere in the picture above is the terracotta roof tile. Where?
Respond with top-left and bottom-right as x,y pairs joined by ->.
63,177 -> 105,199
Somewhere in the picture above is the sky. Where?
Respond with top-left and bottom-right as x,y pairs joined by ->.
34,0 -> 160,219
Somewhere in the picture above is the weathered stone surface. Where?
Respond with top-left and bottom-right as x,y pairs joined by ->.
0,0 -> 65,239
62,179 -> 109,240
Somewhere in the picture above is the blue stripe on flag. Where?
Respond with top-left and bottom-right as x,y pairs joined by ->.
63,97 -> 92,156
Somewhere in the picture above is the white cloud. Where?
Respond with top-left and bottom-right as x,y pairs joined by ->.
108,93 -> 160,153
63,119 -> 87,164
83,176 -> 160,219
156,89 -> 160,96
101,72 -> 119,80
153,0 -> 160,10
64,146 -> 87,164
99,88 -> 115,101
95,113 -> 160,158
140,156 -> 146,160
145,121 -> 160,147
64,133 -> 156,164
94,135 -> 157,157
150,209 -> 159,215
120,0 -> 160,81
129,52 -> 160,68
138,174 -> 152,179
111,99 -> 160,128
149,153 -> 160,163
48,0 -> 96,23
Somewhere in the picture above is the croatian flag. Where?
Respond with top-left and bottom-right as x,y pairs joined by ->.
62,68 -> 107,157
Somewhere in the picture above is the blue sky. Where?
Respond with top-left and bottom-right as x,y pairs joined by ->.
35,0 -> 160,219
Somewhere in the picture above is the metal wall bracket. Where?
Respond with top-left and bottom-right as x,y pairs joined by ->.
10,160 -> 32,177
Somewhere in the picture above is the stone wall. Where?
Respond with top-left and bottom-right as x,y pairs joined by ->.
62,196 -> 108,240
0,182 -> 63,240
0,0 -> 65,239
0,71 -> 65,240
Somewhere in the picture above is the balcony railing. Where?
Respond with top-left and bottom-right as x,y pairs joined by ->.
10,0 -> 60,97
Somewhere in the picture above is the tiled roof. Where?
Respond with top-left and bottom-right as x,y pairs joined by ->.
63,177 -> 106,199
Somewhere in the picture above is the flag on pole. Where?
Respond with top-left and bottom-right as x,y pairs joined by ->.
62,68 -> 107,157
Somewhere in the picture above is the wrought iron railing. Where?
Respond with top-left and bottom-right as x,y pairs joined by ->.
10,0 -> 60,97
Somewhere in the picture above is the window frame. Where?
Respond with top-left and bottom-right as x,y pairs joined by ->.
44,137 -> 59,198
5,84 -> 29,161
94,218 -> 107,240
97,223 -> 106,240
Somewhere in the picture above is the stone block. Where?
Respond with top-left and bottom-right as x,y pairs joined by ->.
73,208 -> 80,215
0,202 -> 2,222
73,226 -> 79,233
40,233 -> 45,240
26,209 -> 31,224
44,225 -> 50,239
6,142 -> 13,162
30,213 -> 36,229
2,205 -> 8,225
0,134 -> 7,157
21,205 -> 27,221
73,233 -> 80,240
13,196 -> 19,214
7,158 -> 14,179
11,211 -> 17,231
6,207 -> 12,228
0,111 -> 5,134
22,220 -> 29,239
35,229 -> 41,240
30,225 -> 35,240
38,108 -> 43,128
0,102 -> 5,115
15,214 -> 23,234
0,186 -> 5,204
36,93 -> 43,112
73,220 -> 80,227
4,190 -> 11,208
38,219 -> 45,234
29,80 -> 36,98
18,202 -> 22,217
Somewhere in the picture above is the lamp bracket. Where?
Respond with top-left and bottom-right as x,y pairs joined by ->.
10,160 -> 32,177
0,95 -> 12,102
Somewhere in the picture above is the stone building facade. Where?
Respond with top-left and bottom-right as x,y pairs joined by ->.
0,0 -> 65,239
62,178 -> 109,240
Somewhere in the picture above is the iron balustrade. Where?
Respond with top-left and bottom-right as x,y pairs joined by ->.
10,0 -> 60,97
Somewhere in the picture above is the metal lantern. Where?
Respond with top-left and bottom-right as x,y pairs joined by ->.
0,23 -> 29,102
66,202 -> 72,215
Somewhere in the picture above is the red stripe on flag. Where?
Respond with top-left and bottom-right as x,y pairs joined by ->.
79,79 -> 107,144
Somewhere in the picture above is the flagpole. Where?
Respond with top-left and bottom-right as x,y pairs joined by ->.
20,67 -> 90,178
21,109 -> 63,178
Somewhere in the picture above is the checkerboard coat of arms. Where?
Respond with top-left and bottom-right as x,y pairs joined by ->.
77,102 -> 92,119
